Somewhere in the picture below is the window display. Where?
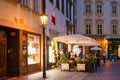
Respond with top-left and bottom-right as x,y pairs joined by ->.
49,46 -> 53,63
28,34 -> 40,64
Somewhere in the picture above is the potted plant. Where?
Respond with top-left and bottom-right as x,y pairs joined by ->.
86,56 -> 95,72
61,54 -> 70,71
76,58 -> 86,71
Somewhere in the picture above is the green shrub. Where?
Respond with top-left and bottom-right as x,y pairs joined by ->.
77,58 -> 85,64
61,54 -> 69,63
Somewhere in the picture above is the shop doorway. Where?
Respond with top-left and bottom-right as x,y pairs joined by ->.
0,26 -> 19,77
6,29 -> 19,77
0,38 -> 6,78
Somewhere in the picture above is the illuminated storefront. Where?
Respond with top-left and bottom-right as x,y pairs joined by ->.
48,39 -> 58,68
108,39 -> 120,60
28,34 -> 40,65
22,32 -> 41,73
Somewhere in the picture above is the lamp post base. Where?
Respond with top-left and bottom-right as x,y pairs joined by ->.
43,72 -> 46,78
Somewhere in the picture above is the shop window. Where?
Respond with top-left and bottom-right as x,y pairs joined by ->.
28,34 -> 40,65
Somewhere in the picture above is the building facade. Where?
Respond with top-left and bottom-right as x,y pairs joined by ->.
0,0 -> 74,78
45,0 -> 74,69
0,0 -> 44,78
75,0 -> 120,59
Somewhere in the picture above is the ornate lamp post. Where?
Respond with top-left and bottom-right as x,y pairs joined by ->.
40,14 -> 48,78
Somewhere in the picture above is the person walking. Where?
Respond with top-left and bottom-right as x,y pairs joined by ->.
103,51 -> 106,63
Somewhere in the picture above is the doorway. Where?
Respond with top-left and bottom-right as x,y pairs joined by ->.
0,38 -> 7,78
0,26 -> 19,77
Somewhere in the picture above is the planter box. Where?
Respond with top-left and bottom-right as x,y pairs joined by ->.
77,64 -> 85,71
61,63 -> 69,71
86,63 -> 94,72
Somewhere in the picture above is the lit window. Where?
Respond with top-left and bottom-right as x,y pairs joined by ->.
28,34 -> 40,64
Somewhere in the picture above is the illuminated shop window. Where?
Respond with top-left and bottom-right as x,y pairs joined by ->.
28,34 -> 40,65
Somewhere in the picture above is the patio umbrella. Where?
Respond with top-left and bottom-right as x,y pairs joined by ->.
53,34 -> 100,46
53,34 -> 100,55
90,46 -> 102,50
90,46 -> 102,55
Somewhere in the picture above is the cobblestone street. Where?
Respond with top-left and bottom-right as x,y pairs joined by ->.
7,61 -> 120,80
84,61 -> 120,80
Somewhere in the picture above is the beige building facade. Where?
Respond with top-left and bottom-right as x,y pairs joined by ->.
75,0 -> 120,59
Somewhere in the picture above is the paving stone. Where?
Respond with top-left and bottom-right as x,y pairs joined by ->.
7,61 -> 120,80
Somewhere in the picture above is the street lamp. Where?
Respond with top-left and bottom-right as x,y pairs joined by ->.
40,14 -> 48,78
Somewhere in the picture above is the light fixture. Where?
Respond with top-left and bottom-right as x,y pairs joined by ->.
40,14 -> 48,26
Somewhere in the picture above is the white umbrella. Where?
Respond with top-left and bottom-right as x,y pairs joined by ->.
90,46 -> 102,55
53,34 -> 100,46
90,46 -> 102,50
54,34 -> 100,56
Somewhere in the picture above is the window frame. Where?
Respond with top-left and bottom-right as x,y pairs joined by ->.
97,24 -> 103,34
85,4 -> 91,13
61,0 -> 64,14
96,4 -> 102,14
112,5 -> 117,14
112,24 -> 117,34
95,1 -> 103,16
86,24 -> 91,34
56,0 -> 60,9
66,0 -> 69,18
33,0 -> 38,11
21,0 -> 29,7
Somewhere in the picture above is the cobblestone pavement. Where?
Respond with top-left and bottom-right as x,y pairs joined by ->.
7,69 -> 90,80
6,61 -> 120,80
84,61 -> 120,80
